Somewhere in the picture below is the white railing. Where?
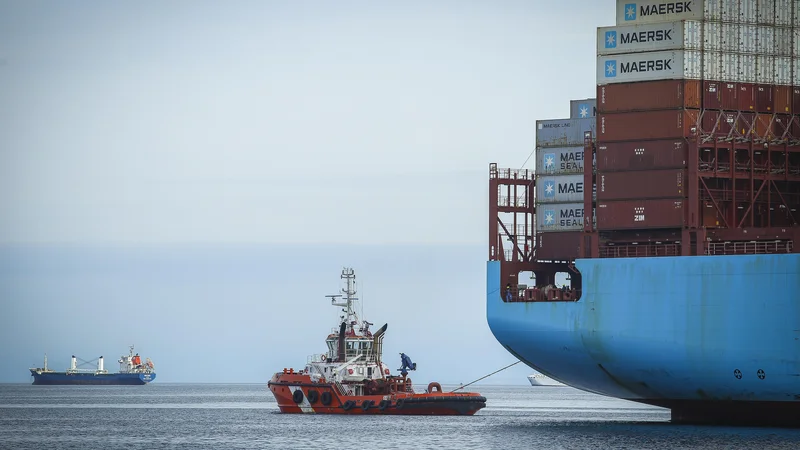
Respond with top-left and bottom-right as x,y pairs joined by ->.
706,241 -> 794,255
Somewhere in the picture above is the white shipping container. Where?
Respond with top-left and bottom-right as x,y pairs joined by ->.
721,52 -> 740,83
721,0 -> 739,22
721,23 -> 739,52
755,55 -> 775,84
794,58 -> 800,86
535,174 -> 587,204
740,0 -> 758,24
596,50 -> 701,84
755,26 -> 775,55
535,147 -> 585,176
703,21 -> 723,51
740,54 -> 757,82
615,0 -> 720,25
739,24 -> 757,53
794,28 -> 800,58
597,21 -> 702,55
774,27 -> 792,56
536,118 -> 597,148
774,0 -> 794,26
535,203 -> 589,233
757,0 -> 776,25
703,51 -> 723,80
775,57 -> 792,85
569,99 -> 596,119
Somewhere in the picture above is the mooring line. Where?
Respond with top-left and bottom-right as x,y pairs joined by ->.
450,360 -> 522,393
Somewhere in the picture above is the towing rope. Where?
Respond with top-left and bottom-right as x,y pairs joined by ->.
449,360 -> 522,393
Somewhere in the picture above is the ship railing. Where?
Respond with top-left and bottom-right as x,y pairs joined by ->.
599,243 -> 681,258
334,380 -> 353,396
490,166 -> 534,181
705,240 -> 794,255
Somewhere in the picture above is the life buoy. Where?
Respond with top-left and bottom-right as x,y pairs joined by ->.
292,389 -> 304,404
384,368 -> 390,375
320,391 -> 332,406
321,354 -> 326,362
307,389 -> 319,404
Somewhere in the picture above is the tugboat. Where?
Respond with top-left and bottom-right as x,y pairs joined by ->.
267,267 -> 487,415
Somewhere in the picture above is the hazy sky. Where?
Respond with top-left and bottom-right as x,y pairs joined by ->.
1,1 -> 615,384
0,0 -> 612,245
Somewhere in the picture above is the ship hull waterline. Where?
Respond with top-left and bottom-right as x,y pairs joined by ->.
30,371 -> 156,385
486,254 -> 800,427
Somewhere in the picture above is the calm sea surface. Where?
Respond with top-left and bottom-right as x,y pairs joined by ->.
1,383 -> 798,449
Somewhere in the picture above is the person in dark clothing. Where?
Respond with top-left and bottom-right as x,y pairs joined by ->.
505,283 -> 513,302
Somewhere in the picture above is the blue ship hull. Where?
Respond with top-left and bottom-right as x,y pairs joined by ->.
486,253 -> 800,426
30,371 -> 156,385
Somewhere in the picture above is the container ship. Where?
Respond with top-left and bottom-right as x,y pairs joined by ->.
487,0 -> 799,426
29,346 -> 156,385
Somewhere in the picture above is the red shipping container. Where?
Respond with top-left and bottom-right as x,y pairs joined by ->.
535,231 -> 581,261
774,86 -> 792,114
753,114 -> 774,140
596,139 -> 687,172
702,111 -> 735,137
755,84 -> 774,114
735,112 -> 755,137
703,81 -> 722,110
596,199 -> 685,231
598,110 -> 700,142
721,82 -> 738,111
597,80 -> 702,113
739,84 -> 755,112
793,87 -> 800,114
597,169 -> 686,201
773,114 -> 791,140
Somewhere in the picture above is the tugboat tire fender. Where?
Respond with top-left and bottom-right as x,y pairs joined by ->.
378,399 -> 390,411
307,389 -> 319,404
395,398 -> 405,409
341,400 -> 355,411
361,400 -> 372,411
320,391 -> 332,406
292,389 -> 304,404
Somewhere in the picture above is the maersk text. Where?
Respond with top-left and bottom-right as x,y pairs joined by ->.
640,1 -> 692,17
620,29 -> 673,44
620,59 -> 672,73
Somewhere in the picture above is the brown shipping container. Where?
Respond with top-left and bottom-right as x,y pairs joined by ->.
597,80 -> 701,113
735,112 -> 755,137
774,115 -> 791,140
702,111 -> 735,136
703,81 -> 722,110
755,84 -> 774,114
774,86 -> 792,114
721,82 -> 738,111
739,84 -> 755,112
598,110 -> 699,142
535,231 -> 580,261
597,169 -> 686,201
793,87 -> 800,115
596,199 -> 684,230
596,139 -> 687,172
753,114 -> 774,140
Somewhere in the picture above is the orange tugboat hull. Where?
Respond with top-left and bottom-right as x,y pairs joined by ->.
268,373 -> 486,416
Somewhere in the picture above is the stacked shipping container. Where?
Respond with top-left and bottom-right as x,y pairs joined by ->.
533,117 -> 596,259
593,0 -> 799,237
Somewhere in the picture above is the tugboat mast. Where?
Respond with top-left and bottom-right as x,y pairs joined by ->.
327,267 -> 364,334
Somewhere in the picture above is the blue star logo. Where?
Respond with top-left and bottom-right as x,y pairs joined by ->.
624,3 -> 636,21
544,210 -> 555,225
543,153 -> 555,169
543,180 -> 555,198
605,31 -> 617,48
605,60 -> 617,78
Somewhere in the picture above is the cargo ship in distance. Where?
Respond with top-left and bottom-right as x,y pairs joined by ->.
487,0 -> 799,427
29,346 -> 156,385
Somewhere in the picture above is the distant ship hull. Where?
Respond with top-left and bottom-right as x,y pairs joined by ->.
527,373 -> 564,387
487,254 -> 800,426
30,371 -> 155,385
